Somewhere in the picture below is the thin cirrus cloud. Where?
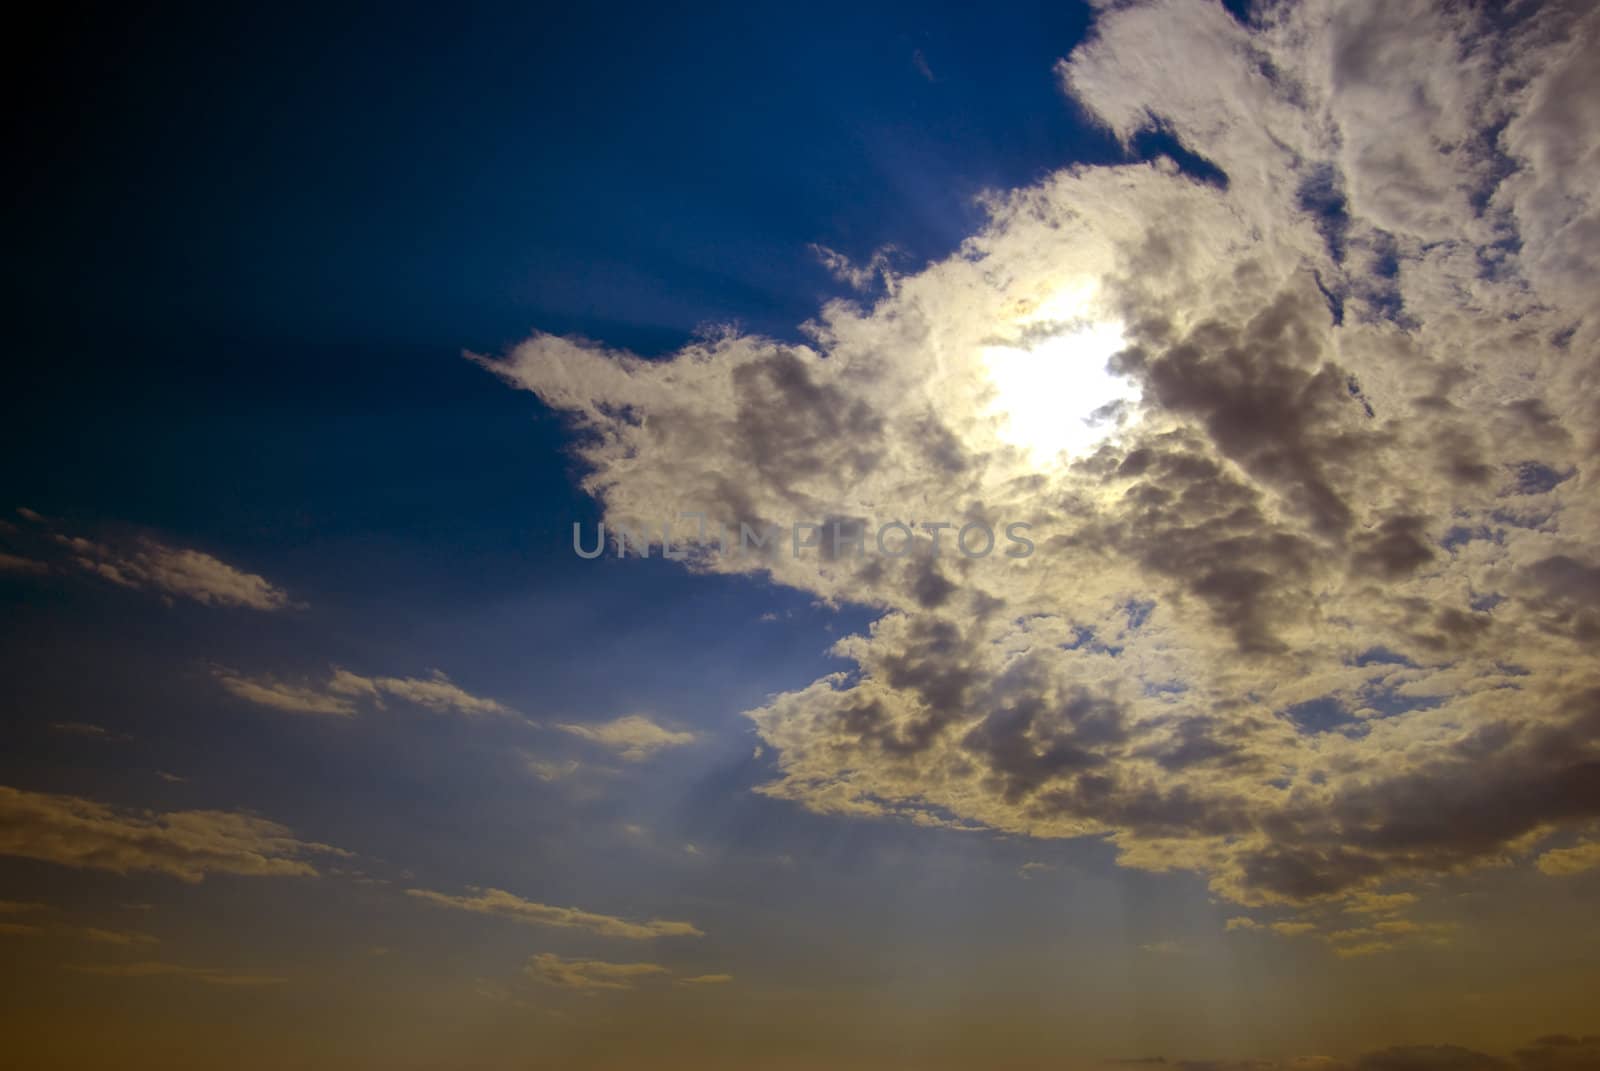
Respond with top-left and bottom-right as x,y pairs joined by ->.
524,952 -> 670,992
472,0 -> 1600,943
0,784 -> 343,882
523,955 -> 732,992
212,666 -> 516,719
556,715 -> 696,762
406,886 -> 703,940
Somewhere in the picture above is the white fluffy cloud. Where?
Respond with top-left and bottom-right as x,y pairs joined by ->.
475,0 -> 1600,918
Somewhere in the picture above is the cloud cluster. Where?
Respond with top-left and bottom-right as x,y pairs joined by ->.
0,784 -> 342,882
476,0 -> 1600,919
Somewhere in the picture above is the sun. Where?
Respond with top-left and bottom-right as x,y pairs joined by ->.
980,283 -> 1138,460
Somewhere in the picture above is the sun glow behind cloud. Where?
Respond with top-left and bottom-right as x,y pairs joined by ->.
980,283 -> 1137,460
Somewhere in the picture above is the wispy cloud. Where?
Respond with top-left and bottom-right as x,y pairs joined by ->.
406,886 -> 703,940
213,666 -> 515,719
0,784 -> 342,882
525,952 -> 669,991
9,508 -> 294,610
677,973 -> 734,986
1535,841 -> 1600,876
556,715 -> 695,761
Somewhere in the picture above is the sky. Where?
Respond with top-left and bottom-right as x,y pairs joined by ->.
2,1 -> 1598,1069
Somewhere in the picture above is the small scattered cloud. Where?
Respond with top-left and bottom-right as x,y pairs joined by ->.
214,666 -> 515,719
0,783 -> 343,882
57,533 -> 293,610
525,757 -> 581,783
1535,841 -> 1600,877
0,900 -> 48,914
1343,892 -> 1420,915
405,886 -> 703,940
525,952 -> 669,991
912,48 -> 935,82
677,973 -> 733,986
48,722 -> 130,742
1018,861 -> 1056,879
1225,917 -> 1260,931
0,551 -> 48,574
557,715 -> 695,761
213,669 -> 358,716
331,668 -> 515,717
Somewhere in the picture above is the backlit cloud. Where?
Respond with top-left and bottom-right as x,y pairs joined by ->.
477,0 -> 1600,917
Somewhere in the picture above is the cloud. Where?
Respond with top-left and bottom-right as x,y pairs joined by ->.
1535,840 -> 1600,876
57,534 -> 293,610
525,952 -> 671,991
7,510 -> 295,609
213,666 -> 515,719
557,715 -> 696,761
330,668 -> 516,717
213,669 -> 358,716
48,722 -> 130,741
405,886 -> 703,939
64,961 -> 286,986
1514,1036 -> 1600,1071
0,900 -> 47,914
476,0 -> 1600,915
677,973 -> 734,986
0,551 -> 47,573
0,784 -> 342,882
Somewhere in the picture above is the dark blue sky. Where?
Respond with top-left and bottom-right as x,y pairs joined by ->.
4,0 -> 1187,609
